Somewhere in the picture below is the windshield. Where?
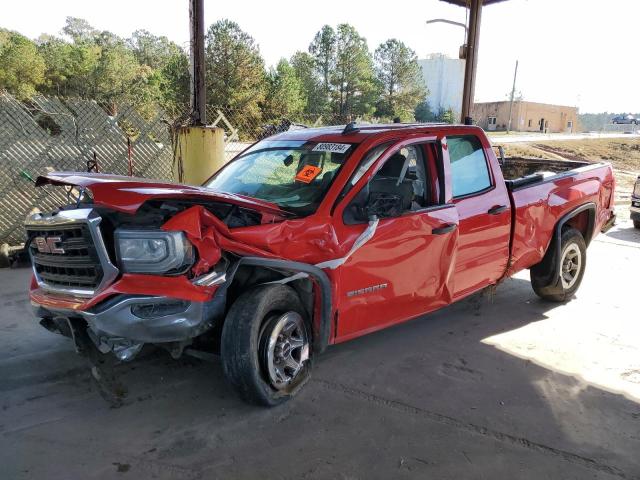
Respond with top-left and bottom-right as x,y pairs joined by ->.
206,140 -> 354,215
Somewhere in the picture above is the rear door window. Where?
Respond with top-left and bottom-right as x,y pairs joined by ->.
447,135 -> 492,198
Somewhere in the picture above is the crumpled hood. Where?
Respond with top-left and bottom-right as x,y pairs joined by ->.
36,172 -> 288,217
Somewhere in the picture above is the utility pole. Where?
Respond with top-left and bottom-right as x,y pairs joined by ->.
460,0 -> 482,125
507,59 -> 519,133
189,0 -> 206,125
175,0 -> 225,186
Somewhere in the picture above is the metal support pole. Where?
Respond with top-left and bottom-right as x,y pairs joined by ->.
507,59 -> 519,133
189,0 -> 206,125
461,0 -> 482,125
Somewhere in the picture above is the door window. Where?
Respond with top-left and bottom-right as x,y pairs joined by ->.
344,145 -> 430,223
447,135 -> 492,198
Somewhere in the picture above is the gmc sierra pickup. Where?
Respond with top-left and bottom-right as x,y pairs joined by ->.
26,123 -> 616,406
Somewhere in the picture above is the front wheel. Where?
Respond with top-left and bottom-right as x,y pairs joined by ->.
530,227 -> 587,302
221,284 -> 312,406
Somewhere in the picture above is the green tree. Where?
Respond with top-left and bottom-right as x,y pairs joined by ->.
127,30 -> 189,115
37,36 -> 99,97
92,39 -> 154,113
437,107 -> 456,124
61,17 -> 98,43
414,100 -> 436,122
37,19 -> 166,116
331,24 -> 379,118
205,19 -> 266,116
374,39 -> 426,121
0,30 -> 46,100
157,50 -> 190,117
290,51 -> 324,113
309,25 -> 335,106
128,30 -> 183,70
264,58 -> 306,119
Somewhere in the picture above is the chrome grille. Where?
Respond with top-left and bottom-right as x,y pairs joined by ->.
25,209 -> 119,297
28,224 -> 103,289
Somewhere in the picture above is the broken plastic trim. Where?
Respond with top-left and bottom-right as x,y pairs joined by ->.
193,271 -> 227,287
225,257 -> 333,353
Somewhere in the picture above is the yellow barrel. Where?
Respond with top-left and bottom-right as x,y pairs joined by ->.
172,126 -> 225,185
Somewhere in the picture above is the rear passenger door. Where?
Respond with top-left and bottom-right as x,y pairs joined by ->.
334,138 -> 459,341
445,134 -> 511,298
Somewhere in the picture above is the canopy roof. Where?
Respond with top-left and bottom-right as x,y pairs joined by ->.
440,0 -> 507,6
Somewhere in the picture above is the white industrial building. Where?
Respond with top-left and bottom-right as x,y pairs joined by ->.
418,53 -> 465,115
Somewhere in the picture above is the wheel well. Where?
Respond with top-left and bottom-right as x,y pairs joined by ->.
531,203 -> 595,286
205,256 -> 332,353
562,206 -> 595,246
226,265 -> 315,321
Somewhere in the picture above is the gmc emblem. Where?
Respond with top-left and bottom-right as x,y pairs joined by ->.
34,236 -> 65,254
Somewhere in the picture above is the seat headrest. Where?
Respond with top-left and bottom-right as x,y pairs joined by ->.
378,153 -> 406,178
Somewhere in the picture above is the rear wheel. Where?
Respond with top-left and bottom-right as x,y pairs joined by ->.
221,284 -> 312,406
634,220 -> 640,229
531,227 -> 586,302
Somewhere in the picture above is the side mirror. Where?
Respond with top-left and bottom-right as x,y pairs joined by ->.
364,192 -> 403,219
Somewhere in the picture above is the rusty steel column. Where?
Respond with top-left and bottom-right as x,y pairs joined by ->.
189,0 -> 206,125
461,0 -> 482,125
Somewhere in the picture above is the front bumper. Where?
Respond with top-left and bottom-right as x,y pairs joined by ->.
32,288 -> 226,358
631,197 -> 640,221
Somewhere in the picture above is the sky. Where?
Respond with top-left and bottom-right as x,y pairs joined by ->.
3,0 -> 639,113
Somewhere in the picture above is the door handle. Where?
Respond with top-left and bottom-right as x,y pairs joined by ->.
432,223 -> 457,235
488,205 -> 508,215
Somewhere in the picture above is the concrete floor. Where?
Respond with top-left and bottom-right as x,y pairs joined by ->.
1,222 -> 639,480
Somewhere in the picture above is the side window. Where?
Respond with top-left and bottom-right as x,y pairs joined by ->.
335,142 -> 391,208
447,135 -> 492,198
344,145 -> 429,223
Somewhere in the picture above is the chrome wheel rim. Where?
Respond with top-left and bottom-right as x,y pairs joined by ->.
560,243 -> 581,289
261,312 -> 309,390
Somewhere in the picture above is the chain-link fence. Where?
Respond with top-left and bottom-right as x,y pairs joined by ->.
0,92 -> 175,245
0,91 -> 370,246
201,106 -> 356,164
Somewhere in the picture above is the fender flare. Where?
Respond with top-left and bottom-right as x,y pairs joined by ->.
532,202 -> 596,283
226,256 -> 333,353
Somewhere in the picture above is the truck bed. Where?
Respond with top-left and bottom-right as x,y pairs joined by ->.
501,157 -> 591,180
501,156 -> 615,275
500,156 -> 593,190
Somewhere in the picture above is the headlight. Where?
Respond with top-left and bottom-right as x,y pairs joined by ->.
115,230 -> 194,274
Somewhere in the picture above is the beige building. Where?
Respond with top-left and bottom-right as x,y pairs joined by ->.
472,101 -> 579,133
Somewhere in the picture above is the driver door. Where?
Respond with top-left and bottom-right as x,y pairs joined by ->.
333,138 -> 459,342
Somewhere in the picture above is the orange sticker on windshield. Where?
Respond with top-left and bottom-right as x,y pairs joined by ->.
295,165 -> 322,183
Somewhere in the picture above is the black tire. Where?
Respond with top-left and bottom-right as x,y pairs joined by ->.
221,284 -> 312,406
530,227 -> 587,302
634,220 -> 640,229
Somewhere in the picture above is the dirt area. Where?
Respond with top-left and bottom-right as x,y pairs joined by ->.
494,137 -> 640,221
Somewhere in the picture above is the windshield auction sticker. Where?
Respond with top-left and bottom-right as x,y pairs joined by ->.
295,165 -> 322,183
312,143 -> 351,154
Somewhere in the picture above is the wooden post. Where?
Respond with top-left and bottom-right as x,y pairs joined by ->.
189,0 -> 206,126
461,0 -> 482,125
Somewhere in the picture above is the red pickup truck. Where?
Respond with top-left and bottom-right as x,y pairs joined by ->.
26,123 -> 616,406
